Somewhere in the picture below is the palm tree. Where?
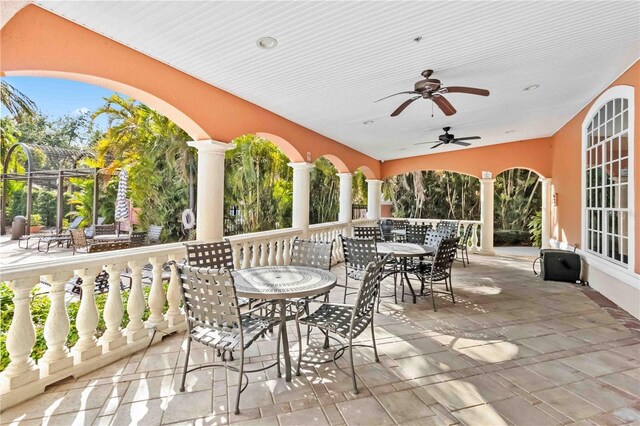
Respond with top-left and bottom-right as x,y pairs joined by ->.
0,80 -> 36,121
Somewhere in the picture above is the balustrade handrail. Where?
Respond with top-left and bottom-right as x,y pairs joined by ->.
309,221 -> 348,231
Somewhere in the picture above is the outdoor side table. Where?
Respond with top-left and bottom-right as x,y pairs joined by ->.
232,265 -> 337,382
376,242 -> 435,304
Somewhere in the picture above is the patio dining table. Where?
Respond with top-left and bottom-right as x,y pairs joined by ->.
376,242 -> 435,304
232,265 -> 337,382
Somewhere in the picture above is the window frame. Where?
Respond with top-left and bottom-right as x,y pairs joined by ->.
581,85 -> 635,275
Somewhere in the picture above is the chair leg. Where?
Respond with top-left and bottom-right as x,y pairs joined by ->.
276,324 -> 282,378
448,277 -> 456,304
343,274 -> 348,304
295,318 -> 303,376
393,269 -> 398,304
370,315 -> 379,362
234,350 -> 244,415
348,338 -> 358,394
430,280 -> 437,312
179,337 -> 191,392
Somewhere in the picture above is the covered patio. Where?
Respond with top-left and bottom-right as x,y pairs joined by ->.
1,254 -> 639,425
1,2 -> 639,425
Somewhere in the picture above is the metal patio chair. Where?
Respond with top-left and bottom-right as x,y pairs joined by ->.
295,253 -> 391,394
148,225 -> 163,244
456,224 -> 474,267
69,228 -> 90,255
353,225 -> 384,242
436,220 -> 460,238
339,235 -> 378,304
414,237 -> 458,311
172,263 -> 279,414
128,231 -> 148,248
405,223 -> 431,244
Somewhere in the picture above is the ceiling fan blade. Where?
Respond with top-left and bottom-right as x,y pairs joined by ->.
454,136 -> 481,141
375,91 -> 420,102
452,141 -> 471,146
430,142 -> 444,150
432,95 -> 456,116
391,96 -> 421,117
444,86 -> 490,96
414,141 -> 440,145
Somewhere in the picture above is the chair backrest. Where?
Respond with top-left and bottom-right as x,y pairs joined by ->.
436,220 -> 460,238
148,225 -> 163,243
391,220 -> 408,231
340,235 -> 377,272
70,229 -> 87,248
378,219 -> 394,240
185,240 -> 234,270
405,223 -> 431,244
353,253 -> 392,319
459,224 -> 474,245
424,228 -> 451,248
129,231 -> 148,248
290,238 -> 333,270
67,216 -> 85,230
353,226 -> 384,242
88,241 -> 131,253
174,263 -> 242,332
94,224 -> 116,236
430,238 -> 458,277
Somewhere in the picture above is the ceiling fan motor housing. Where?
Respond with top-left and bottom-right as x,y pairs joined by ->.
414,78 -> 441,92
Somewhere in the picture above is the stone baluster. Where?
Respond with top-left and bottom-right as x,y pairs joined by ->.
126,261 -> 148,343
166,254 -> 185,327
39,273 -> 74,376
100,263 -> 127,352
260,241 -> 269,266
283,238 -> 292,265
268,240 -> 276,265
147,256 -> 168,331
240,242 -> 249,269
251,241 -> 260,267
1,280 -> 39,392
73,267 -> 103,363
276,239 -> 285,265
471,224 -> 480,252
231,244 -> 242,270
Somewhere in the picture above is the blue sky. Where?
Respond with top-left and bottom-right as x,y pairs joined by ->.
2,76 -> 119,128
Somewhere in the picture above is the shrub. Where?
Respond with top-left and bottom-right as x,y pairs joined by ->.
493,229 -> 532,246
528,211 -> 542,248
0,282 -> 168,372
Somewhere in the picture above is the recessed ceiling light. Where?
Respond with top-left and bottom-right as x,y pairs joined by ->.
505,130 -> 516,134
363,120 -> 374,125
257,36 -> 278,50
523,84 -> 540,92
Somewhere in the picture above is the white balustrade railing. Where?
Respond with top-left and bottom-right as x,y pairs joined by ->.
308,221 -> 349,263
0,217 -> 484,409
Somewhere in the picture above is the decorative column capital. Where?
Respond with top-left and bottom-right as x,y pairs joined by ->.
288,162 -> 315,171
365,179 -> 383,184
187,139 -> 234,153
479,178 -> 496,184
336,172 -> 353,178
539,177 -> 552,184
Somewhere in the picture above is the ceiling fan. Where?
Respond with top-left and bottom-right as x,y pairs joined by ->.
376,69 -> 490,117
415,127 -> 481,150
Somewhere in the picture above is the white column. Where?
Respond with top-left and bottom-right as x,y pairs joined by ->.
187,140 -> 233,241
289,162 -> 314,237
337,173 -> 353,224
479,178 -> 495,255
540,178 -> 552,249
366,179 -> 383,220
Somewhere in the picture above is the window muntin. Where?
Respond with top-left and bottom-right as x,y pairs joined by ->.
585,98 -> 630,266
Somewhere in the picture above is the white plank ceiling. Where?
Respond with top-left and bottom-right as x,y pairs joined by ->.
37,1 -> 639,161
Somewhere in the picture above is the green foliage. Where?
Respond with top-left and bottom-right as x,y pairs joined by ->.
0,282 -> 167,372
383,171 -> 480,220
494,169 -> 541,231
352,170 -> 368,205
224,135 -> 292,232
310,158 -> 339,224
30,213 -> 42,227
528,210 -> 542,247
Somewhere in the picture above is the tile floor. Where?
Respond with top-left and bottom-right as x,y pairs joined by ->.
1,253 -> 639,426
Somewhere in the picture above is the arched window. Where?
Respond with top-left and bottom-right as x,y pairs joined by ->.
582,86 -> 634,270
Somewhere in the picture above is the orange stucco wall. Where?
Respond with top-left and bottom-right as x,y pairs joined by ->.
381,137 -> 553,179
550,60 -> 639,274
0,5 -> 380,177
